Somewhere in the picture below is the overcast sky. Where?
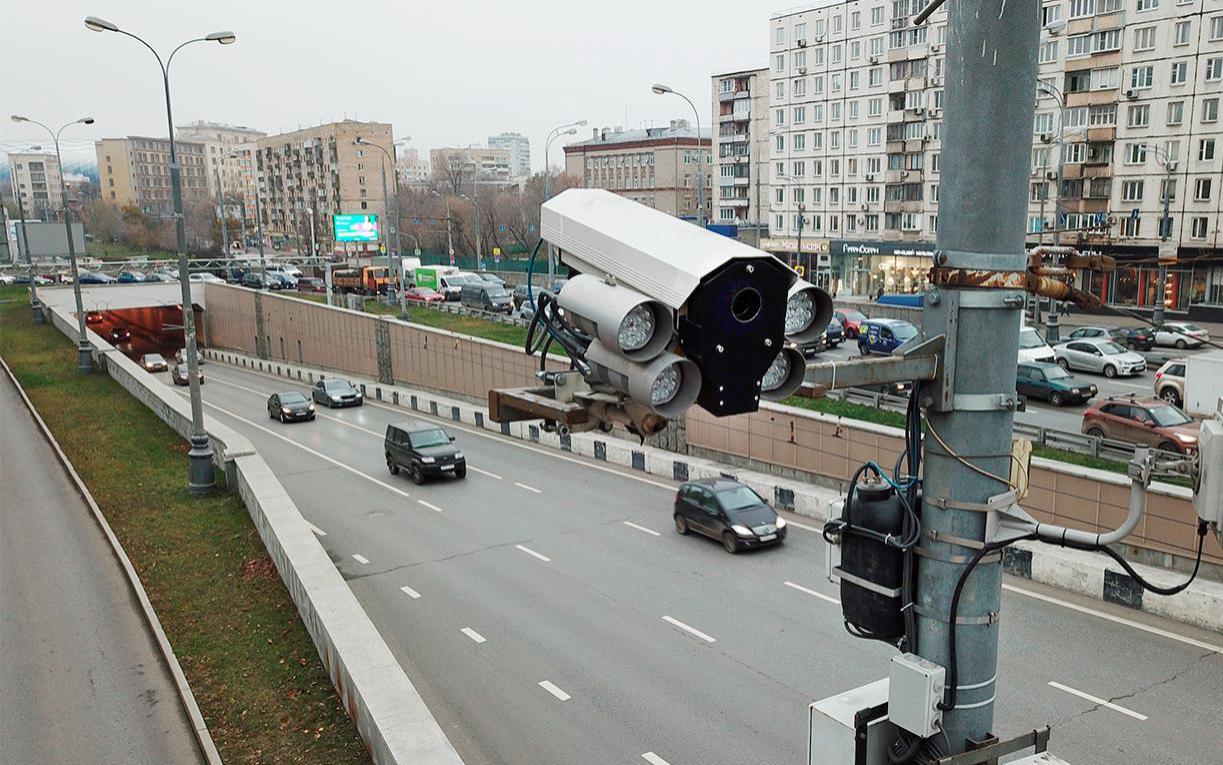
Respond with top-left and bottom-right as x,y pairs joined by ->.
2,0 -> 769,171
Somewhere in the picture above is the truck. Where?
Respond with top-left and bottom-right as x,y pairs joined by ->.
1184,351 -> 1223,418
413,265 -> 457,291
332,265 -> 391,295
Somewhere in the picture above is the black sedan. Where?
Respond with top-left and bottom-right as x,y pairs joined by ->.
312,378 -> 363,408
171,363 -> 204,386
825,318 -> 844,348
140,353 -> 168,372
1110,326 -> 1156,351
108,326 -> 131,343
267,391 -> 315,422
385,423 -> 465,483
673,478 -> 787,553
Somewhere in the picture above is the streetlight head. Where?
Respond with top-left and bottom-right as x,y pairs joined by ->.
651,83 -> 672,95
575,120 -> 588,127
206,31 -> 236,44
354,137 -> 367,145
563,128 -> 577,136
84,15 -> 119,32
10,114 -> 28,123
81,117 -> 95,125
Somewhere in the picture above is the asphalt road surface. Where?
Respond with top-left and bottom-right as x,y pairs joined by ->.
0,372 -> 204,765
167,360 -> 1221,765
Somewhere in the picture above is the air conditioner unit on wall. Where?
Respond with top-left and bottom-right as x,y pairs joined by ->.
798,38 -> 808,47
799,67 -> 808,74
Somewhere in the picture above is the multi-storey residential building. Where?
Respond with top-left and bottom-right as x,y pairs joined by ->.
396,147 -> 431,188
255,120 -> 394,255
231,142 -> 260,230
7,152 -> 62,219
562,121 -> 713,220
712,68 -> 772,243
95,136 -> 209,215
767,0 -> 1223,317
488,132 -> 532,179
430,146 -> 512,189
175,120 -> 266,201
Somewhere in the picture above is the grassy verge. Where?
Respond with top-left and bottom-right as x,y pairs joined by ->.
0,285 -> 369,765
287,292 -> 535,347
86,242 -> 176,262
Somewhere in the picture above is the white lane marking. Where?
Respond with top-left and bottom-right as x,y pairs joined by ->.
784,580 -> 841,605
304,520 -> 327,537
515,544 -> 551,563
417,499 -> 443,513
623,521 -> 662,537
352,554 -> 370,565
1047,681 -> 1148,721
460,627 -> 486,644
538,680 -> 571,701
469,466 -> 502,480
1002,584 -> 1222,654
514,481 -> 542,494
642,753 -> 672,765
787,520 -> 822,533
399,585 -> 422,599
662,615 -> 717,644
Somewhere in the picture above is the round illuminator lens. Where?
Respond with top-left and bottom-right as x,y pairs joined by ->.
618,303 -> 656,352
761,351 -> 791,391
785,291 -> 815,335
650,364 -> 682,405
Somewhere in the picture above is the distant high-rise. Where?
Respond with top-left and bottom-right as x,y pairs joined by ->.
175,120 -> 266,200
7,151 -> 62,219
95,136 -> 209,215
488,132 -> 531,179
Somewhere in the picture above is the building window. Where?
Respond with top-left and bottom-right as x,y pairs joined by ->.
1200,139 -> 1217,161
1168,100 -> 1185,125
1040,40 -> 1059,64
795,22 -> 806,39
794,50 -> 806,69
1174,20 -> 1192,46
794,106 -> 807,124
776,187 -> 785,203
1069,0 -> 1093,19
1129,65 -> 1153,90
776,26 -> 784,45
1033,112 -> 1055,135
868,97 -> 883,117
794,78 -> 807,97
1212,15 -> 1223,41
1133,26 -> 1156,51
776,135 -> 785,152
1136,0 -> 1158,11
1125,143 -> 1148,164
775,53 -> 785,72
794,133 -> 806,151
1127,104 -> 1150,128
776,81 -> 785,99
1207,58 -> 1223,81
1204,97 -> 1220,123
1067,34 -> 1091,57
1042,3 -> 1062,26
872,6 -> 884,25
1089,103 -> 1117,125
776,108 -> 786,126
1120,216 -> 1141,237
1194,178 -> 1213,201
1122,180 -> 1145,202
1190,217 -> 1209,239
1170,61 -> 1188,86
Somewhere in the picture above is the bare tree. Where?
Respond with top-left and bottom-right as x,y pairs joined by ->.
431,151 -> 469,197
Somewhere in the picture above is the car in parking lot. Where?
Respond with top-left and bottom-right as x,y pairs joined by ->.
117,270 -> 146,284
1081,395 -> 1199,454
145,271 -> 176,283
139,353 -> 168,372
171,362 -> 204,386
79,271 -> 117,284
1016,361 -> 1097,407
1109,326 -> 1156,351
405,286 -> 445,305
188,272 -> 225,284
1052,338 -> 1146,378
267,391 -> 315,422
673,478 -> 787,553
108,325 -> 131,343
1154,322 -> 1209,349
297,277 -> 327,293
825,318 -> 844,348
834,309 -> 868,338
857,318 -> 919,356
384,423 -> 466,484
1017,325 -> 1056,364
1152,359 -> 1187,407
312,378 -> 363,407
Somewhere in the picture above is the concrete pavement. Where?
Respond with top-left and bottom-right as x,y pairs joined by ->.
0,371 -> 204,765
164,359 -> 1223,765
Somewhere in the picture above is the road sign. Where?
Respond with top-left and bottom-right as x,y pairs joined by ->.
492,247 -> 501,256
1158,240 -> 1177,264
1130,208 -> 1140,222
413,247 -> 422,257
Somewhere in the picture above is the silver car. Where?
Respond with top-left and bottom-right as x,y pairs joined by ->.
1153,322 -> 1208,349
1053,338 -> 1146,378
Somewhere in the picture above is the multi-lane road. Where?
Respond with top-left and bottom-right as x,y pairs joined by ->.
163,360 -> 1220,765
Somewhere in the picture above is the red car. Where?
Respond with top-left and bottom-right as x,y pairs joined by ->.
404,287 -> 445,305
1081,395 -> 1200,454
834,309 -> 869,338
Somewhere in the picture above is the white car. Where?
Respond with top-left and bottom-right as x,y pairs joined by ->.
0,274 -> 15,285
188,273 -> 225,283
1053,338 -> 1147,378
1154,322 -> 1208,349
1017,325 -> 1056,364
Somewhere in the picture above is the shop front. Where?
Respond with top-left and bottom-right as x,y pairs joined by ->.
829,239 -> 936,298
1075,246 -> 1223,322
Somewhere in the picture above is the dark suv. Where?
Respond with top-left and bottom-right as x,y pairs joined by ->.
673,478 -> 787,553
1081,395 -> 1200,454
385,423 -> 466,484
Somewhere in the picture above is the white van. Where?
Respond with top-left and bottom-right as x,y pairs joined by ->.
1017,324 -> 1056,365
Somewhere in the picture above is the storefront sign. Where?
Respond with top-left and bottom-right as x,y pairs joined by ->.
829,240 -> 936,258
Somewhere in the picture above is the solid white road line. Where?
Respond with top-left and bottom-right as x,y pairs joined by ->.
514,481 -> 542,494
417,499 -> 443,513
468,466 -> 502,480
352,554 -> 370,565
1047,681 -> 1148,721
784,580 -> 841,605
623,521 -> 662,537
460,627 -> 486,644
787,520 -> 823,533
538,680 -> 571,701
662,615 -> 717,644
515,544 -> 551,563
642,753 -> 672,765
399,585 -> 422,599
1002,583 -> 1222,654
304,520 -> 327,537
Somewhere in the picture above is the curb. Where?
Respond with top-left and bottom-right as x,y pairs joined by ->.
0,355 -> 225,765
207,348 -> 1223,635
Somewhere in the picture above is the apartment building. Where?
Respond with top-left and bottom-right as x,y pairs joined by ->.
95,136 -> 209,215
562,121 -> 713,220
767,0 -> 1223,317
255,120 -> 394,254
231,142 -> 260,229
7,152 -> 62,219
430,146 -> 512,187
175,120 -> 266,201
488,132 -> 532,179
711,68 -> 772,243
396,147 -> 431,188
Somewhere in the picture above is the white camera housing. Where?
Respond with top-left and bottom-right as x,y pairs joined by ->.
584,340 -> 701,418
558,274 -> 673,362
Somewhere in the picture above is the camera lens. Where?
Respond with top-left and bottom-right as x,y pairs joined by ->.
731,287 -> 762,323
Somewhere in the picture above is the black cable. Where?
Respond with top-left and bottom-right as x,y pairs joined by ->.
1058,522 -> 1207,596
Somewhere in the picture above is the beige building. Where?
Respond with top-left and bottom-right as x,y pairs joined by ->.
7,152 -> 62,219
487,132 -> 532,179
95,136 -> 209,214
396,147 -> 431,188
175,120 -> 266,201
430,146 -> 511,189
256,120 -> 394,254
562,120 -> 713,220
712,68 -> 771,240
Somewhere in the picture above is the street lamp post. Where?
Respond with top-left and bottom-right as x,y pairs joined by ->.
11,147 -> 42,321
652,83 -> 707,228
11,115 -> 94,369
214,165 -> 229,257
87,14 -> 235,495
1143,143 -> 1177,326
543,119 -> 586,285
356,137 -> 405,312
1035,81 -> 1083,343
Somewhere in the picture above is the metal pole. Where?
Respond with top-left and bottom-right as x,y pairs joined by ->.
14,178 -> 43,322
215,166 -> 229,258
253,171 -> 267,286
445,197 -> 455,268
1153,163 -> 1171,326
380,158 -> 392,300
544,131 -> 558,284
917,2 -> 1035,753
474,182 -> 483,272
47,127 -> 92,372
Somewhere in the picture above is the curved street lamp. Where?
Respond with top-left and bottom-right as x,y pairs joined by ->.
542,119 -> 586,282
652,82 -> 706,228
11,115 -> 95,366
86,14 -> 235,495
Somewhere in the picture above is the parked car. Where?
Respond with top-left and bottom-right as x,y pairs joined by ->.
1109,326 -> 1156,351
268,272 -> 297,290
171,362 -> 204,386
267,391 -> 315,422
460,282 -> 513,313
1081,395 -> 1200,454
78,271 -> 117,284
108,326 -> 131,343
188,272 -> 225,284
834,309 -> 869,338
1153,359 -> 1187,407
1017,325 -> 1056,364
1154,322 -> 1209,349
1053,338 -> 1146,378
145,271 -> 176,283
117,270 -> 146,284
1016,361 -> 1097,407
312,378 -> 363,408
1063,326 -> 1112,342
13,274 -> 52,286
0,274 -> 16,285
297,277 -> 327,293
241,272 -> 278,290
173,348 -> 205,365
825,318 -> 844,348
266,263 -> 303,281
857,318 -> 919,356
384,423 -> 466,484
140,353 -> 168,372
405,286 -> 445,305
673,477 -> 787,554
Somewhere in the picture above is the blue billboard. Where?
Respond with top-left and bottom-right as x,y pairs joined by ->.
333,214 -> 380,243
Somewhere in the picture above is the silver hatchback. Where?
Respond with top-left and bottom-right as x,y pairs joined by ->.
1053,338 -> 1146,378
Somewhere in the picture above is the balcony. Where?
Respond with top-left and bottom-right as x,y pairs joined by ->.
722,198 -> 750,207
734,177 -> 751,186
